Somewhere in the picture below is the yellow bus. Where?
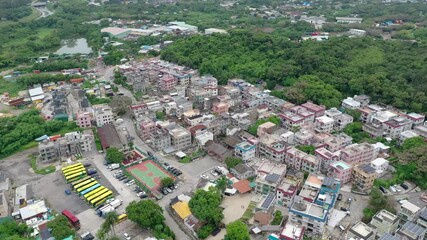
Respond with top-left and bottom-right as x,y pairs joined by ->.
86,188 -> 109,202
84,186 -> 106,199
61,163 -> 83,172
73,178 -> 94,190
65,171 -> 87,183
91,190 -> 113,207
71,176 -> 91,188
116,214 -> 128,224
63,165 -> 85,175
64,167 -> 86,177
76,181 -> 98,193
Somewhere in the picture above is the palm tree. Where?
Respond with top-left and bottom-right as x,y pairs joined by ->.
97,211 -> 119,240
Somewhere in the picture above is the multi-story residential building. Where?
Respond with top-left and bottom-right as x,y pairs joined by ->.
188,75 -> 218,102
340,143 -> 375,165
352,164 -> 377,192
235,141 -> 256,162
290,106 -> 316,124
259,134 -> 287,163
359,104 -> 383,123
414,125 -> 427,138
315,116 -> 334,133
299,174 -> 322,203
369,209 -> 399,237
230,112 -> 252,130
288,196 -> 328,237
328,161 -> 352,183
399,200 -> 424,222
313,177 -> 340,211
333,113 -> 353,131
136,118 -> 156,140
395,221 -> 426,240
39,140 -> 59,162
276,178 -> 299,208
230,163 -> 255,180
354,95 -> 370,107
285,147 -> 307,170
363,110 -> 398,137
370,158 -> 389,176
347,222 -> 375,240
315,147 -> 339,174
75,111 -> 92,128
301,155 -> 320,174
279,131 -> 294,145
38,131 -> 94,162
301,101 -> 326,117
218,85 -> 241,107
158,75 -> 177,91
93,104 -> 114,127
294,129 -> 315,146
194,131 -> 213,147
212,102 -> 229,114
405,113 -> 425,129
341,97 -> 361,109
255,161 -> 287,194
279,111 -> 306,131
383,116 -> 412,139
130,103 -> 147,117
324,133 -> 353,152
168,126 -> 191,151
150,128 -> 171,151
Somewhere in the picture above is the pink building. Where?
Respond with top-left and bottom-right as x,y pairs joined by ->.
405,113 -> 425,128
280,222 -> 305,240
159,75 -> 177,91
212,102 -> 229,114
340,143 -> 375,165
301,101 -> 326,117
328,161 -> 352,183
290,105 -> 315,123
136,119 -> 156,140
75,112 -> 92,128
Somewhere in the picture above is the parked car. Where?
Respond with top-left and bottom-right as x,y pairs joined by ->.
118,175 -> 127,181
175,171 -> 182,176
161,188 -> 169,195
115,174 -> 124,179
337,194 -> 342,201
126,180 -> 135,186
401,183 -> 409,190
163,163 -> 170,169
123,233 -> 131,240
340,207 -> 348,211
83,163 -> 92,167
92,174 -> 101,179
200,174 -> 209,180
123,178 -> 131,184
137,191 -> 147,197
165,187 -> 172,193
134,186 -> 142,192
210,170 -> 218,176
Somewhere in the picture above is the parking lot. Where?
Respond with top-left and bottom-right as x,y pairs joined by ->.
32,159 -> 118,216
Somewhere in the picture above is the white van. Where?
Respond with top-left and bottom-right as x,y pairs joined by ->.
338,225 -> 345,231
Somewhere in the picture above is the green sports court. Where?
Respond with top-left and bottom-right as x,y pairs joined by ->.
126,160 -> 173,190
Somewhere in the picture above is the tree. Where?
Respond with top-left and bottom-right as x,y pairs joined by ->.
225,157 -> 243,169
160,177 -> 174,188
155,111 -> 166,121
189,188 -> 223,226
401,136 -> 427,151
0,219 -> 31,239
106,148 -> 124,163
216,176 -> 227,192
225,220 -> 250,240
296,145 -> 315,155
126,200 -> 165,229
47,215 -> 75,240
109,95 -> 132,116
97,211 -> 119,240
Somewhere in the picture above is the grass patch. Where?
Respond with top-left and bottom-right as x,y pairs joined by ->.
240,201 -> 257,222
92,128 -> 103,151
30,156 -> 56,175
21,141 -> 38,150
0,78 -> 25,97
19,7 -> 41,23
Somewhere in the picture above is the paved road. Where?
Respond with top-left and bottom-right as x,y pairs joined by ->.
35,7 -> 54,19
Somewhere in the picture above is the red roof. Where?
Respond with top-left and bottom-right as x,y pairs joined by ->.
233,179 -> 252,194
70,78 -> 84,83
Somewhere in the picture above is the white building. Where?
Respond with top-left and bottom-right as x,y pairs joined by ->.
342,97 -> 361,109
349,29 -> 367,36
204,28 -> 227,34
234,141 -> 256,162
315,116 -> 334,133
336,17 -> 363,24
398,130 -> 419,145
194,131 -> 214,147
370,158 -> 389,176
93,104 -> 114,127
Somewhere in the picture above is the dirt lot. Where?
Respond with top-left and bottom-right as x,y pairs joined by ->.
0,148 -> 39,186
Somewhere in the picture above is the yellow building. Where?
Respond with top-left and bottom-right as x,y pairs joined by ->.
171,201 -> 191,220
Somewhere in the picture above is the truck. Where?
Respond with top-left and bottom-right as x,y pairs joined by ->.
101,206 -> 115,218
109,199 -> 123,209
109,164 -> 120,170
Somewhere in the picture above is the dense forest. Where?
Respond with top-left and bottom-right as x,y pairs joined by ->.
161,30 -> 427,112
0,0 -> 31,20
